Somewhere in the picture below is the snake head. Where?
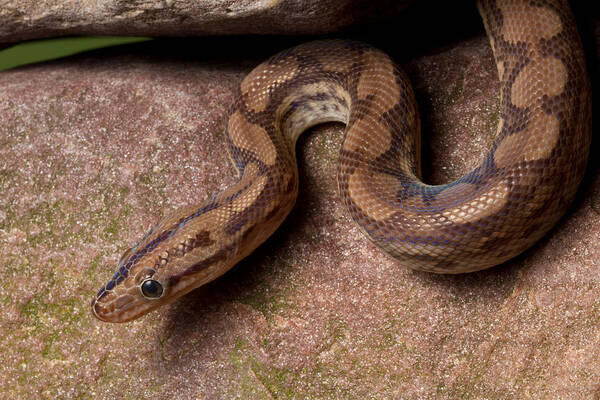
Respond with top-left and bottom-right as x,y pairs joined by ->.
91,244 -> 173,322
91,239 -> 233,322
91,203 -> 237,323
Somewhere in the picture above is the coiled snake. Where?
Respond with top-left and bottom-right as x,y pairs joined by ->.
92,0 -> 591,322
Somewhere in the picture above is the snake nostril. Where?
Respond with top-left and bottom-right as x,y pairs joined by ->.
140,279 -> 164,299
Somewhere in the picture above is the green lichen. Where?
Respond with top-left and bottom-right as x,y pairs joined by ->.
249,357 -> 301,399
85,184 -> 133,244
0,168 -> 19,189
136,165 -> 168,191
9,277 -> 95,397
20,288 -> 88,338
327,317 -> 348,342
229,338 -> 303,399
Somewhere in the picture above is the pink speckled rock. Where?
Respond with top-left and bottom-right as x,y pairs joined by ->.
0,8 -> 598,400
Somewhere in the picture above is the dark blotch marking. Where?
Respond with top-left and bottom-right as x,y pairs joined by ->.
193,230 -> 215,248
154,230 -> 216,269
168,248 -> 230,286
115,202 -> 220,282
264,204 -> 283,222
225,214 -> 249,236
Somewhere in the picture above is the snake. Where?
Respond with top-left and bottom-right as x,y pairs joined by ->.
91,0 -> 591,322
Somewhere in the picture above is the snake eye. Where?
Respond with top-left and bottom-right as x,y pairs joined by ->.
140,279 -> 164,299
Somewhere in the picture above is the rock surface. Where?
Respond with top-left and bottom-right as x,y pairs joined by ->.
0,0 -> 412,44
0,5 -> 599,400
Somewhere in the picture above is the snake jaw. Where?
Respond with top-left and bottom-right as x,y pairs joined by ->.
91,298 -> 166,323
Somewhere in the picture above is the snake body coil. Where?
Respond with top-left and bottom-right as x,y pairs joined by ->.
93,0 -> 591,322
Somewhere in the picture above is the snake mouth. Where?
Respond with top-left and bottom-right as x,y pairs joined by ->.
91,292 -> 150,323
91,280 -> 179,322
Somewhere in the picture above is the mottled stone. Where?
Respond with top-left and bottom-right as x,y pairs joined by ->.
0,6 -> 598,400
0,0 -> 412,44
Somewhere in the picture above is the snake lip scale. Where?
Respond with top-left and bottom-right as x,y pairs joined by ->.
92,0 -> 591,323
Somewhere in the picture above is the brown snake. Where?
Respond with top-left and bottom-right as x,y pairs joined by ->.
92,0 -> 591,322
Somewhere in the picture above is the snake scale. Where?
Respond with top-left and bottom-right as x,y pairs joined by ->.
92,0 -> 591,322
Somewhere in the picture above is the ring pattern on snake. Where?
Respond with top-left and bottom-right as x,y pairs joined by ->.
92,0 -> 591,322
